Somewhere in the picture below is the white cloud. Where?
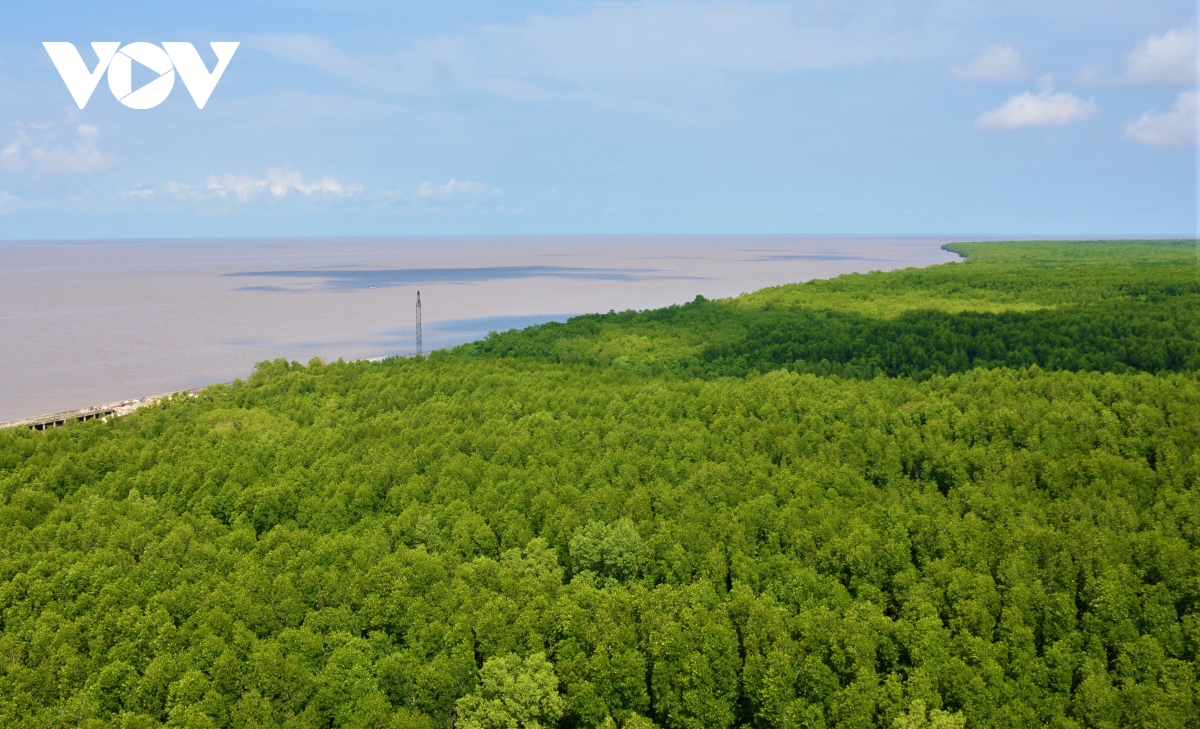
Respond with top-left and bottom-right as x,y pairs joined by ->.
265,167 -> 350,196
119,185 -> 155,199
226,5 -> 1200,134
975,79 -> 1097,129
1120,27 -> 1198,86
1126,89 -> 1198,145
202,167 -> 358,201
0,123 -> 118,174
1,140 -> 22,171
0,191 -> 21,214
952,44 -> 1031,82
416,178 -> 491,199
205,174 -> 266,200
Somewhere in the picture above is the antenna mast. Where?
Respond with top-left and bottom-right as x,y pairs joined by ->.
415,290 -> 422,357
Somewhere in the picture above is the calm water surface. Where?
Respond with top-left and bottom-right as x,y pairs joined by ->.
0,236 -> 962,420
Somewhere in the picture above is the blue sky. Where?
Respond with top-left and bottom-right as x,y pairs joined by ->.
0,1 -> 1195,238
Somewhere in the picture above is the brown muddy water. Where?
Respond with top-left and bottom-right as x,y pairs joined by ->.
0,236 -> 963,421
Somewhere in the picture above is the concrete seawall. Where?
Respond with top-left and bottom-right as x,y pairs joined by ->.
0,389 -> 204,431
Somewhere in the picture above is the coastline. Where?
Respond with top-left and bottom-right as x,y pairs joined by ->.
0,237 -> 965,424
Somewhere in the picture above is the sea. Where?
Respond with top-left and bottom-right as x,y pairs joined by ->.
0,236 -> 964,421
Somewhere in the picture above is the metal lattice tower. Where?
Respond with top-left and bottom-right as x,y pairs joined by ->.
415,290 -> 422,357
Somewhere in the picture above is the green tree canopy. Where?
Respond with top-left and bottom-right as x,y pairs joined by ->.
1,241 -> 1198,728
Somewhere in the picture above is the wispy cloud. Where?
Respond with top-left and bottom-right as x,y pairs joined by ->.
251,1 -> 967,106
1126,89 -> 1198,146
0,123 -> 118,174
159,167 -> 359,201
218,90 -> 406,131
975,78 -> 1097,130
206,168 -> 355,200
121,173 -> 492,208
119,185 -> 155,199
0,140 -> 20,171
248,33 -> 472,94
1120,27 -> 1198,86
0,191 -> 21,214
485,0 -> 960,84
416,178 -> 492,199
952,44 -> 1031,82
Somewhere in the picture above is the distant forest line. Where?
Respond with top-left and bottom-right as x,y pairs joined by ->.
2,240 -> 1199,729
454,240 -> 1200,380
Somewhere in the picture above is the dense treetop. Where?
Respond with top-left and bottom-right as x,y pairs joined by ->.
455,240 -> 1200,379
1,240 -> 1199,729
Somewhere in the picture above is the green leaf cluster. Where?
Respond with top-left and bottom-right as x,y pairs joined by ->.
1,240 -> 1199,728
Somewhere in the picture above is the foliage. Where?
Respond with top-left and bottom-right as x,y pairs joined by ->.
454,240 -> 1200,379
892,701 -> 965,729
456,653 -> 565,729
1,241 -> 1199,728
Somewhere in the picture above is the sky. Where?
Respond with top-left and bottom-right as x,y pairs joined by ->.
0,1 -> 1196,238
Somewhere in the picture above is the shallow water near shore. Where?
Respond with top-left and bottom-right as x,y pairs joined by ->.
0,235 -> 962,421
